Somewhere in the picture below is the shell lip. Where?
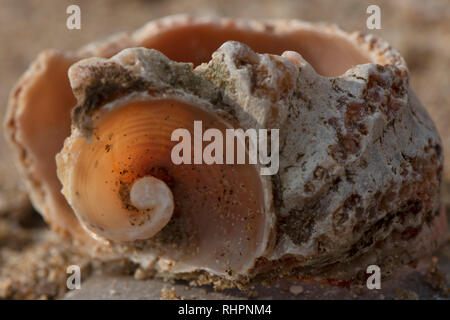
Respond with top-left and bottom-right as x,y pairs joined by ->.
76,14 -> 408,81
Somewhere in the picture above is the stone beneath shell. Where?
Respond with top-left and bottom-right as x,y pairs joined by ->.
4,15 -> 446,285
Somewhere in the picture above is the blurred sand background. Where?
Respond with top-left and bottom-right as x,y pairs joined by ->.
0,0 -> 449,299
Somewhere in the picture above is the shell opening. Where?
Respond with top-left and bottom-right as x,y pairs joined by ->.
58,98 -> 269,274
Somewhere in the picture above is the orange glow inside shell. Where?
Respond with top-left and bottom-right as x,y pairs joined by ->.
69,99 -> 267,272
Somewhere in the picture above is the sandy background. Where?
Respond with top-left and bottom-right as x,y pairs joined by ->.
0,0 -> 449,299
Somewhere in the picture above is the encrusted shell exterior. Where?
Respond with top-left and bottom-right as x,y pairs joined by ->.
4,15 -> 446,285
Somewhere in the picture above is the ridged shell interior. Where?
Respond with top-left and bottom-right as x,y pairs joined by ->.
59,98 -> 268,274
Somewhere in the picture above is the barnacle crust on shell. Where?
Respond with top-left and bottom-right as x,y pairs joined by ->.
4,15 -> 446,286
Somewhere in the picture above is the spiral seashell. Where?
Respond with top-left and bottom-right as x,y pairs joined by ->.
56,50 -> 274,275
4,15 -> 446,285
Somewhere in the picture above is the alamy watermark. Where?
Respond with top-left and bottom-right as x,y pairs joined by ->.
366,265 -> 381,289
171,121 -> 279,175
66,5 -> 81,30
366,5 -> 381,30
66,265 -> 81,290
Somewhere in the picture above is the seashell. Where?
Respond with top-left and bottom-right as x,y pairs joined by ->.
57,48 -> 275,277
4,15 -> 446,285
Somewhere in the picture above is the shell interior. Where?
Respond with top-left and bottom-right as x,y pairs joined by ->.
63,98 -> 268,275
